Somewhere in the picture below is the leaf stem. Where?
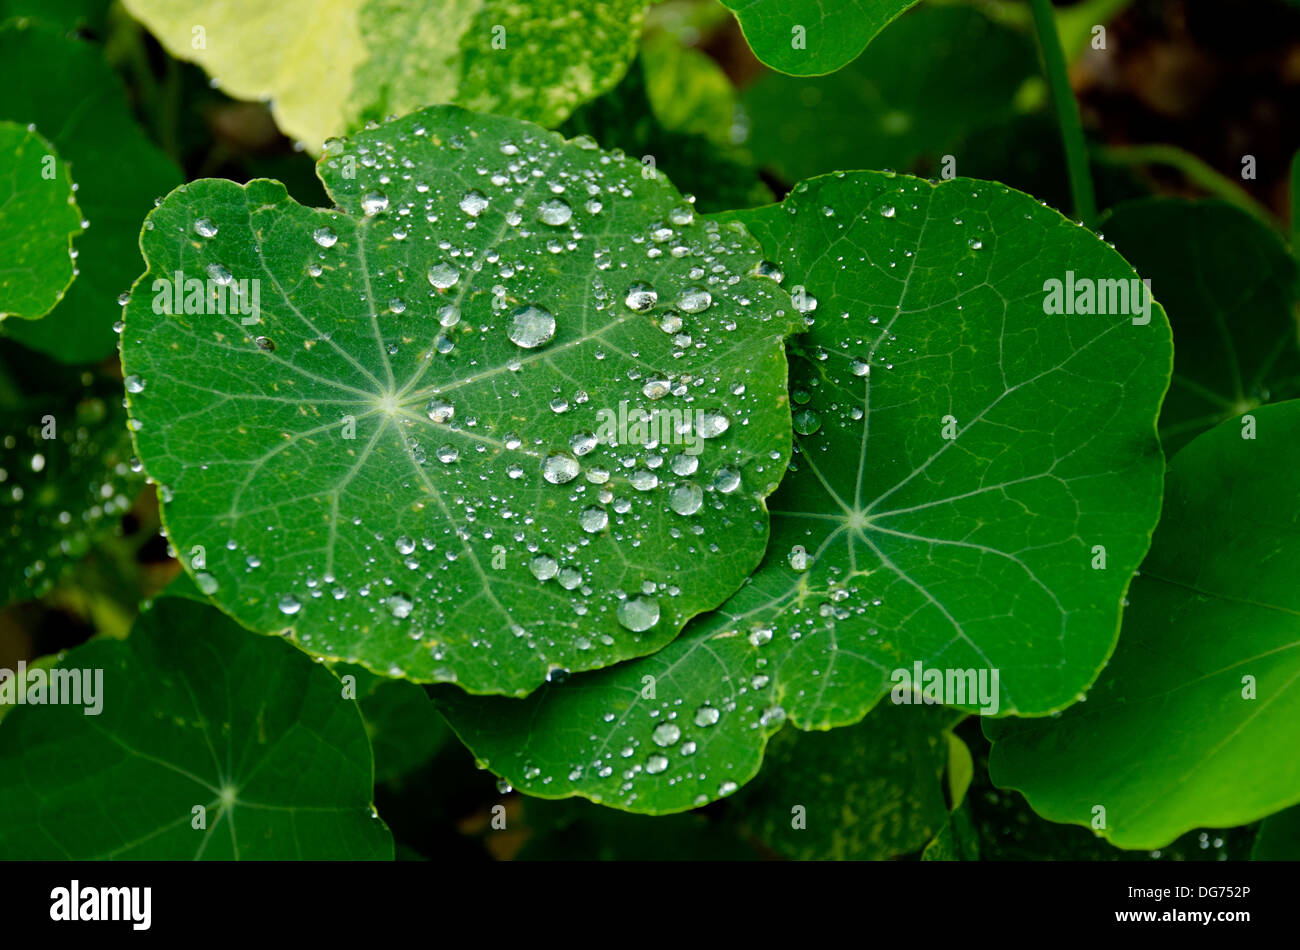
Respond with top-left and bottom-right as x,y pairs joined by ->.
1029,0 -> 1096,223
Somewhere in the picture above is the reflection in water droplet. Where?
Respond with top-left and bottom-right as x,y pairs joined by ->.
651,723 -> 681,747
538,198 -> 573,225
625,283 -> 658,312
506,305 -> 556,349
428,261 -> 460,289
617,596 -> 660,632
313,226 -> 338,248
542,452 -> 580,484
668,482 -> 702,516
426,397 -> 454,423
459,190 -> 489,217
194,217 -> 218,238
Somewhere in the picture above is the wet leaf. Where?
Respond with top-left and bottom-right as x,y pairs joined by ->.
987,401 -> 1300,850
437,171 -> 1172,813
0,20 -> 181,362
122,0 -> 652,152
120,105 -> 801,696
0,122 -> 83,321
0,596 -> 393,859
0,341 -> 141,605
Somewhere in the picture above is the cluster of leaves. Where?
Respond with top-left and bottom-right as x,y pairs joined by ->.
1,0 -> 1299,861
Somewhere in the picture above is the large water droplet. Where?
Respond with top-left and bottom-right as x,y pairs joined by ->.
459,190 -> 489,217
507,305 -> 556,349
579,507 -> 608,533
426,397 -> 454,423
313,226 -> 338,248
696,411 -> 730,439
542,452 -> 580,484
651,722 -> 681,747
537,198 -> 572,225
625,283 -> 658,312
362,191 -> 389,215
428,261 -> 460,289
678,287 -> 712,313
617,596 -> 660,632
668,482 -> 702,516
194,217 -> 218,238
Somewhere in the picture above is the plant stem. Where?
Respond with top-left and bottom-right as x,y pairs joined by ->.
1093,143 -> 1278,230
1029,0 -> 1096,223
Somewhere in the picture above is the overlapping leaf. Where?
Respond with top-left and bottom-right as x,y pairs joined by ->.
719,0 -> 918,76
0,20 -> 181,362
987,401 -> 1300,850
0,122 -> 83,321
734,703 -> 965,860
121,105 -> 801,696
436,171 -> 1172,813
0,596 -> 392,859
122,0 -> 651,152
0,341 -> 141,605
1101,198 -> 1300,453
742,6 -> 1038,185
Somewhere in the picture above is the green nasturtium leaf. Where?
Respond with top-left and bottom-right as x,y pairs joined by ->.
742,5 -> 1038,186
0,20 -> 181,363
122,0 -> 651,153
338,664 -> 451,784
1101,198 -> 1300,454
120,105 -> 801,697
987,401 -> 1300,850
0,341 -> 141,605
1253,806 -> 1300,860
922,801 -> 979,861
719,0 -> 918,76
0,122 -> 83,321
734,703 -> 964,860
560,51 -> 772,214
0,596 -> 393,859
436,171 -> 1172,814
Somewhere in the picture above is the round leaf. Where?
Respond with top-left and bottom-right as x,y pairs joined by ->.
987,401 -> 1300,850
0,122 -> 83,321
720,0 -> 919,76
437,171 -> 1173,813
0,597 -> 392,859
120,105 -> 802,696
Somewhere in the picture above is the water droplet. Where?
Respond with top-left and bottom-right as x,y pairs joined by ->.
506,305 -> 556,349
425,397 -> 454,423
694,705 -> 720,727
646,754 -> 669,774
459,189 -> 489,217
312,226 -> 338,248
428,261 -> 460,289
387,593 -> 414,618
696,411 -> 730,439
617,596 -> 661,632
671,454 -> 698,477
194,217 -> 218,238
793,408 -> 822,435
713,467 -> 741,493
124,375 -> 145,394
678,286 -> 712,313
651,722 -> 681,747
880,204 -> 896,218
395,536 -> 416,555
755,260 -> 784,282
668,482 -> 703,516
542,452 -> 580,484
278,594 -> 301,615
254,336 -> 276,352
579,507 -> 608,533
207,263 -> 233,285
529,554 -> 559,581
625,283 -> 658,312
361,191 -> 389,215
537,198 -> 573,225
788,546 -> 810,571
851,358 -> 870,377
